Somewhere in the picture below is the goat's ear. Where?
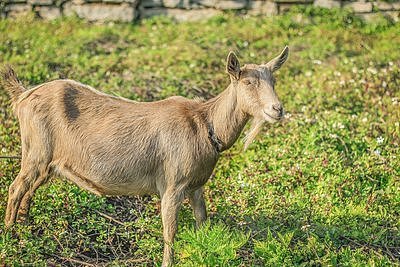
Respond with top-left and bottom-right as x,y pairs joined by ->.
226,51 -> 241,80
265,46 -> 289,72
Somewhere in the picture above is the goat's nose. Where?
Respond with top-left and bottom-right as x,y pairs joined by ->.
272,103 -> 283,115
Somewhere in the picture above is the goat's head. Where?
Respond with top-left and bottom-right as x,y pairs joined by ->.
226,46 -> 289,123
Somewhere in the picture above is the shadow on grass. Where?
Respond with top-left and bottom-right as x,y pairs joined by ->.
227,206 -> 400,264
2,191 -> 399,266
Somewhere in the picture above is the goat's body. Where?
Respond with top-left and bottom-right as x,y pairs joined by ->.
1,47 -> 289,266
16,80 -> 218,196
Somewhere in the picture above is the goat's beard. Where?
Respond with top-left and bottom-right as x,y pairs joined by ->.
243,117 -> 265,150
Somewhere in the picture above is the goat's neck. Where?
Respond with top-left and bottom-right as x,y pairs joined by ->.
203,84 -> 249,151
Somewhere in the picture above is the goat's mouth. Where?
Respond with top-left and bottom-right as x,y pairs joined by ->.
263,111 -> 282,122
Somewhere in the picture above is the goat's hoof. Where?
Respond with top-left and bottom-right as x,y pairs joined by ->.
16,215 -> 29,225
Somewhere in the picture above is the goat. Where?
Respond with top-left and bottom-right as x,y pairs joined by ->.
1,47 -> 288,266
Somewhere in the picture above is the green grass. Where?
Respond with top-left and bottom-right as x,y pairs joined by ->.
0,7 -> 399,266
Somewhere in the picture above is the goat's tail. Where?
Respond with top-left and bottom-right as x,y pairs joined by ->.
0,65 -> 26,103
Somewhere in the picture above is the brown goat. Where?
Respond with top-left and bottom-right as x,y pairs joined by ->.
1,47 -> 288,266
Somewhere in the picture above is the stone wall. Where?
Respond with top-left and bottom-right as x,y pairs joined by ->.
1,0 -> 399,22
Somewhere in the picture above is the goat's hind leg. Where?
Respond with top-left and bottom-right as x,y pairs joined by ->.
17,167 -> 51,222
5,161 -> 50,227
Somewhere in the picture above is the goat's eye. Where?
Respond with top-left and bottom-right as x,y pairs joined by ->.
242,80 -> 252,85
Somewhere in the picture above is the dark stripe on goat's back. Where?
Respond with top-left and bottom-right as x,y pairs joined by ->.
63,86 -> 80,122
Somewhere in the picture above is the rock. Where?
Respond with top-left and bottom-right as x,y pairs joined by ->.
393,2 -> 400,10
360,11 -> 399,23
34,5 -> 60,18
247,0 -> 277,16
140,7 -> 222,21
358,13 -> 381,22
194,0 -> 216,8
5,0 -> 28,3
215,0 -> 247,10
5,4 -> 31,17
275,0 -> 313,2
384,11 -> 399,22
374,2 -> 393,11
71,0 -> 85,4
63,3 -> 137,21
277,3 -> 293,13
314,0 -> 340,9
139,7 -> 166,18
140,0 -> 163,7
342,1 -> 372,13
163,0 -> 190,8
5,3 -> 31,12
103,0 -> 124,3
28,0 -> 53,5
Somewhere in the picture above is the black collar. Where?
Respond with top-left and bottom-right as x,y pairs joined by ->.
207,122 -> 222,153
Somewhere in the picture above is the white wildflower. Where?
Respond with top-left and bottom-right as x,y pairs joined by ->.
333,122 -> 345,129
376,136 -> 384,144
367,67 -> 377,75
362,117 -> 368,123
382,81 -> 387,88
284,112 -> 292,119
373,149 -> 381,156
312,59 -> 322,65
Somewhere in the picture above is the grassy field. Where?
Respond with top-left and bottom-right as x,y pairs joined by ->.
0,7 -> 399,266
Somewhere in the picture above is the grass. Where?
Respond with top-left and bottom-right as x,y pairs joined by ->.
0,7 -> 399,266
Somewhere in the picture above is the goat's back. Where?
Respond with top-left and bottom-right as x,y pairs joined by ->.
15,80 -> 218,195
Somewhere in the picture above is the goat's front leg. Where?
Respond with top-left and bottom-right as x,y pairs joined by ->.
188,187 -> 207,228
161,187 -> 184,267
